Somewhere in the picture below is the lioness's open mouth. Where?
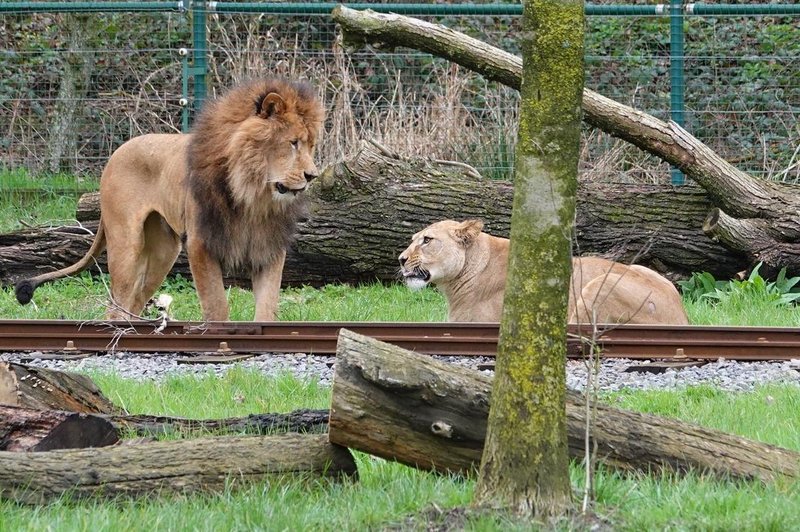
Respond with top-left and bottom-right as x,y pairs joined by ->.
402,269 -> 431,291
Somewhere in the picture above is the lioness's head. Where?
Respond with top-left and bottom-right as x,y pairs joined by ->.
398,219 -> 484,290
190,78 -> 325,206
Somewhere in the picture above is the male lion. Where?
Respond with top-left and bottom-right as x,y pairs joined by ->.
398,219 -> 689,324
15,78 -> 325,321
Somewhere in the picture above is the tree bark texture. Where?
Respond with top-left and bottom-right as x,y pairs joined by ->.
332,6 -> 800,277
105,408 -> 329,437
45,14 -> 94,174
474,0 -> 583,514
0,362 -> 119,414
0,433 -> 357,505
329,329 -> 800,483
0,404 -> 119,452
1,143 -> 747,290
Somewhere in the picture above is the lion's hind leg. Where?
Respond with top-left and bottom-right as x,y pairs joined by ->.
105,212 -> 181,320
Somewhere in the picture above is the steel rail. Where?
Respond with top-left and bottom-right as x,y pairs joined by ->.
1,320 -> 800,361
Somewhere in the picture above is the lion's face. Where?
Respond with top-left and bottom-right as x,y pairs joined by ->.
398,219 -> 484,290
224,86 -> 324,208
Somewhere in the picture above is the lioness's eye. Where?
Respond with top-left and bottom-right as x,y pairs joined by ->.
422,236 -> 432,245
291,140 -> 299,149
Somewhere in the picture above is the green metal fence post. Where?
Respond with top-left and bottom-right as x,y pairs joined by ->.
670,0 -> 686,185
190,0 -> 207,120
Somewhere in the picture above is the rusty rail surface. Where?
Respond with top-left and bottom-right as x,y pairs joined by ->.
1,320 -> 800,361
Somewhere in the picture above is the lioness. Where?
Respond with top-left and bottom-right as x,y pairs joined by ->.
15,78 -> 325,321
398,219 -> 689,324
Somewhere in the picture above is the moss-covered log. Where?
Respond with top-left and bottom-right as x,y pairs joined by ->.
330,329 -> 800,483
1,143 -> 745,290
0,433 -> 357,505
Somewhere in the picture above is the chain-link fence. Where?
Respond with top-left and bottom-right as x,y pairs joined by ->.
1,1 -> 798,193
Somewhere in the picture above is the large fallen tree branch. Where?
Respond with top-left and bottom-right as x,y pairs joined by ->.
0,432 -> 356,504
332,6 -> 800,275
329,329 -> 800,483
0,143 -> 747,289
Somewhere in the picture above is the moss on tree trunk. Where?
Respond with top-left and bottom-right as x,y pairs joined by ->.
474,0 -> 584,517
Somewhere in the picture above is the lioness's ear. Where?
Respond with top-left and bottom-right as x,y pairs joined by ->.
453,219 -> 484,247
257,92 -> 286,119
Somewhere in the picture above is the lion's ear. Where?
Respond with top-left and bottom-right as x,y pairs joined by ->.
453,219 -> 484,247
257,92 -> 286,119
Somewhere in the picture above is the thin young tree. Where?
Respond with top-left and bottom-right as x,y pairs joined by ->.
473,0 -> 585,518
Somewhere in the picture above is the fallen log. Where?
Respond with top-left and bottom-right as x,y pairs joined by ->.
105,408 -> 329,437
0,432 -> 356,505
332,6 -> 800,277
0,143 -> 745,290
0,362 -> 119,414
2,361 -> 328,436
329,329 -> 800,482
0,404 -> 119,451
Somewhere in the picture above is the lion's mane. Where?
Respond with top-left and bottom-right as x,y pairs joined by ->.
187,79 -> 325,274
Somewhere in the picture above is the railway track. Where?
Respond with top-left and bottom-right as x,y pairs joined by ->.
1,320 -> 800,361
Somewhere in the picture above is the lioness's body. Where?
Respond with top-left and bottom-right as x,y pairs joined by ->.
399,219 -> 689,325
16,79 -> 325,321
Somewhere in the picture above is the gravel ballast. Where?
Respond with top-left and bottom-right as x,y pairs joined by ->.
3,351 -> 799,393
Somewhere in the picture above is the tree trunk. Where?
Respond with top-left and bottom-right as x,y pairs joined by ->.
474,0 -> 582,515
44,14 -> 94,174
0,362 -> 119,414
331,6 -> 800,278
329,329 -> 800,483
1,143 -> 746,289
0,433 -> 356,505
0,404 -> 119,452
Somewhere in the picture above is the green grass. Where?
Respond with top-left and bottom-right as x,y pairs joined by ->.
0,372 -> 798,531
0,167 -> 96,192
0,191 -> 81,233
685,297 -> 800,327
8,270 -> 800,327
0,272 -> 447,322
90,367 -> 332,421
0,168 -> 97,232
608,384 -> 800,450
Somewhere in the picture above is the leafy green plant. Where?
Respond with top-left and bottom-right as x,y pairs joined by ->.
677,270 -> 728,302
704,262 -> 800,308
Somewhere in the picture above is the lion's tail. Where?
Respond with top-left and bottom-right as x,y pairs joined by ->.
15,221 -> 107,305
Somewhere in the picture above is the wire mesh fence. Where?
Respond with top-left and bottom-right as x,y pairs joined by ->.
0,2 -> 798,195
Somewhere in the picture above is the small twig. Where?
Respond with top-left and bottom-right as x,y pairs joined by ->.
430,158 -> 483,180
367,138 -> 399,159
